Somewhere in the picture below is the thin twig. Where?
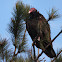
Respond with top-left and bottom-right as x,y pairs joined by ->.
38,48 -> 39,56
10,38 -> 17,62
15,49 -> 25,56
22,29 -> 26,42
39,57 -> 45,61
14,46 -> 16,55
37,48 -> 39,62
51,50 -> 62,62
44,60 -> 46,62
10,29 -> 27,62
36,51 -> 43,60
29,49 -> 34,60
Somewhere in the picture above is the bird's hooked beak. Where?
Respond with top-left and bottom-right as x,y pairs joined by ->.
28,10 -> 31,14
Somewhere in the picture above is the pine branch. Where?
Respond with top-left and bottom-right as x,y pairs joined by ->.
51,50 -> 62,62
0,38 -> 10,62
14,38 -> 17,56
9,1 -> 30,48
10,29 -> 27,62
18,29 -> 27,53
9,1 -> 30,62
36,51 -> 43,60
28,49 -> 34,60
47,8 -> 59,22
37,48 -> 39,62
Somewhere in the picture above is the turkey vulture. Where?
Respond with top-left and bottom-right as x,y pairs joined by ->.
26,8 -> 56,58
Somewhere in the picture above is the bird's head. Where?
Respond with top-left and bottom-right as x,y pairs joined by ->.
28,8 -> 37,14
28,8 -> 41,19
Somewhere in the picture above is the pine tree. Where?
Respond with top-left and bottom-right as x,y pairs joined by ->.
0,38 -> 10,62
8,1 -> 30,62
0,1 -> 62,62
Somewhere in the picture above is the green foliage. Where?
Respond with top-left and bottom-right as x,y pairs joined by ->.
9,1 -> 30,49
8,1 -> 30,62
54,50 -> 62,62
55,55 -> 62,62
15,56 -> 24,62
47,8 -> 59,21
13,52 -> 34,62
18,30 -> 27,53
0,38 -> 11,62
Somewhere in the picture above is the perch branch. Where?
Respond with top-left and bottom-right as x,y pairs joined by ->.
51,50 -> 62,62
36,30 -> 62,61
33,44 -> 36,62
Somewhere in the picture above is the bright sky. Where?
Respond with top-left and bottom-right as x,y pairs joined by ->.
0,0 -> 62,62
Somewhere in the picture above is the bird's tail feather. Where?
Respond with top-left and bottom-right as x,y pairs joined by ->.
44,46 -> 56,58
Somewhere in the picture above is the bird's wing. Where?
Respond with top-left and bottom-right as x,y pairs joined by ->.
36,15 -> 51,42
26,19 -> 38,40
34,15 -> 52,49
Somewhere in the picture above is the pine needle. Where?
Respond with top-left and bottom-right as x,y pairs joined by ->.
47,8 -> 59,21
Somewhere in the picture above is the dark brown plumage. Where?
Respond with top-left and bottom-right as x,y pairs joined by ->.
26,8 -> 56,58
